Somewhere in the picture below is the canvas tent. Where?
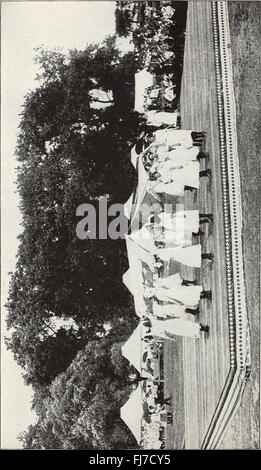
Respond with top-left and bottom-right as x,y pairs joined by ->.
121,322 -> 142,373
124,193 -> 134,219
124,145 -> 149,224
128,227 -> 155,253
125,233 -> 155,276
123,267 -> 142,300
131,145 -> 139,168
128,151 -> 150,226
120,383 -> 143,443
123,232 -> 156,314
134,69 -> 154,113
122,262 -> 147,314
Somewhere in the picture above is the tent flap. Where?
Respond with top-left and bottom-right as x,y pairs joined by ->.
121,323 -> 142,372
120,384 -> 142,443
124,193 -> 134,219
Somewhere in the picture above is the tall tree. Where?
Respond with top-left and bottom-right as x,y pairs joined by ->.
18,336 -> 139,449
6,35 -> 142,388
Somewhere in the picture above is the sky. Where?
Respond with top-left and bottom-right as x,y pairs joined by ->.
1,0 -> 118,449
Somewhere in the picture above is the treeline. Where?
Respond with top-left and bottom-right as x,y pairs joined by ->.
18,336 -> 137,449
8,2 -> 188,450
7,36 -> 141,449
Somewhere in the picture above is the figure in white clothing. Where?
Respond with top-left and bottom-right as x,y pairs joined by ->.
151,210 -> 200,234
163,50 -> 175,60
162,5 -> 176,18
148,166 -> 212,195
144,284 -> 211,307
150,144 -> 200,166
145,222 -> 193,248
151,160 -> 201,188
157,276 -> 211,301
164,87 -> 176,102
153,129 -> 206,147
167,146 -> 209,165
145,143 -> 208,167
148,179 -> 184,197
153,301 -> 199,319
146,111 -> 178,127
149,211 -> 213,233
155,272 -> 211,302
155,244 -> 202,267
150,317 -> 208,339
153,129 -> 189,146
154,244 -> 214,267
128,229 -> 213,270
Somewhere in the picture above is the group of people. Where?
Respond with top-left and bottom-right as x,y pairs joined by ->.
140,129 -> 212,197
143,396 -> 171,448
143,79 -> 176,112
141,420 -> 166,450
123,22 -> 213,443
123,123 -> 213,446
133,1 -> 182,111
133,2 -> 176,51
127,339 -> 168,448
141,380 -> 171,449
125,123 -> 213,343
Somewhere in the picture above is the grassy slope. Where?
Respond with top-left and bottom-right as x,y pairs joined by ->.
220,1 -> 261,449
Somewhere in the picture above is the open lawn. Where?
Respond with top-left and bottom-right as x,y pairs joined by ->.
163,1 -> 260,449
218,1 -> 260,449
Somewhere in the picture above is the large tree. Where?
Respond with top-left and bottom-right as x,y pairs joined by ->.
6,35 -> 142,388
18,336 -> 139,449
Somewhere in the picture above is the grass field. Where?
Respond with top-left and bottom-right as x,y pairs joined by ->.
218,1 -> 260,449
163,1 -> 260,449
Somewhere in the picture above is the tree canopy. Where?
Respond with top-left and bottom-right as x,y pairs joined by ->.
7,4 -> 188,448
18,337 -> 138,449
6,35 -> 142,389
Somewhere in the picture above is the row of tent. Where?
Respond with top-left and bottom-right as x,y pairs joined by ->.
120,69 -> 178,444
120,140 -> 158,444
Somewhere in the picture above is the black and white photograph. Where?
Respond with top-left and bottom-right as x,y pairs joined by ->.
1,0 -> 260,451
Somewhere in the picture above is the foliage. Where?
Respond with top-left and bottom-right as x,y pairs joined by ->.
18,337 -> 139,449
9,2 -> 189,449
6,35 -> 142,388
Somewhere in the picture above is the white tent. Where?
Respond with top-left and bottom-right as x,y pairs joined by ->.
131,146 -> 139,168
124,193 -> 134,219
135,69 -> 154,113
122,264 -> 147,313
121,323 -> 142,373
123,267 -> 137,298
120,384 -> 143,443
129,227 -> 155,253
150,317 -> 200,339
124,233 -> 156,314
129,152 -> 150,226
123,144 -> 149,225
125,233 -> 155,275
